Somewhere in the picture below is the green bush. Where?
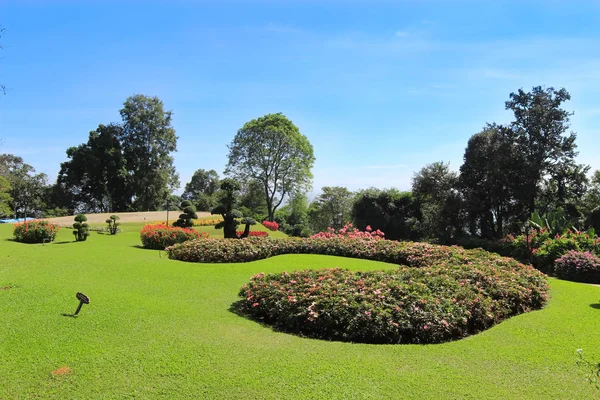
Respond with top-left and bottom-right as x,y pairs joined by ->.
105,215 -> 120,235
72,214 -> 90,242
13,220 -> 59,243
554,251 -> 600,283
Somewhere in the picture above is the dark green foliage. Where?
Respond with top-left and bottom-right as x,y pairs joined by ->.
105,215 -> 120,235
308,186 -> 353,233
226,113 -> 315,221
459,125 -> 526,239
182,169 -> 219,211
351,188 -> 422,241
412,161 -> 463,243
57,124 -> 128,213
173,200 -> 198,228
211,178 -> 254,238
239,179 -> 268,220
0,154 -> 48,219
0,176 -> 11,217
72,214 -> 90,242
118,95 -> 180,211
587,207 -> 600,233
505,86 -> 578,216
274,193 -> 311,237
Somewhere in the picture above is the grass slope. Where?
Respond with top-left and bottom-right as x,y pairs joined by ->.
0,224 -> 599,399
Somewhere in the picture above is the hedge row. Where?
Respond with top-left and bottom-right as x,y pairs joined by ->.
13,220 -> 60,243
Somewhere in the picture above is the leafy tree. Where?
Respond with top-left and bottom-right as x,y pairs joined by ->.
274,192 -> 311,237
211,178 -> 255,239
459,125 -> 527,238
351,188 -> 422,241
57,124 -> 128,212
0,176 -> 12,217
0,154 -> 48,218
182,169 -> 219,211
173,200 -> 198,228
308,186 -> 353,233
226,113 -> 315,222
412,162 -> 463,243
239,179 -> 268,220
505,86 -> 578,216
118,95 -> 179,211
536,160 -> 589,219
72,214 -> 90,241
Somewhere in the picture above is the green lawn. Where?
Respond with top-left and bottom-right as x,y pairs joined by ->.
1,223 -> 599,399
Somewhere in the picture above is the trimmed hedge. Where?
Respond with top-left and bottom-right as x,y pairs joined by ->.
554,251 -> 600,283
167,237 -> 548,343
140,224 -> 209,250
13,220 -> 60,243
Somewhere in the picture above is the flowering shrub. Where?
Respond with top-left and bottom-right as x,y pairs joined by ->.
262,220 -> 279,231
554,251 -> 600,283
459,229 -> 600,275
140,223 -> 209,250
311,223 -> 384,240
193,219 -> 222,227
235,254 -> 548,344
13,220 -> 60,244
236,231 -> 268,237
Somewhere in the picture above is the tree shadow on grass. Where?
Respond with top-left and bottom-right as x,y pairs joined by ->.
590,303 -> 600,310
53,241 -> 77,245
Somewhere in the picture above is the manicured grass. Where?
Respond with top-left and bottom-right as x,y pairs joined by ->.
1,223 -> 599,399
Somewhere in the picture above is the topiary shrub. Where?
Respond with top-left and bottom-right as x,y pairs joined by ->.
554,251 -> 600,283
140,223 -> 209,250
211,179 -> 256,239
13,220 -> 59,243
72,214 -> 90,242
173,200 -> 198,228
105,215 -> 120,235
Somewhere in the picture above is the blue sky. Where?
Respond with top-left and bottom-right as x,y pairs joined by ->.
1,0 -> 599,197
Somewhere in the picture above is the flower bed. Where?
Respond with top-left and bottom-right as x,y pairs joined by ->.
140,224 -> 209,250
167,236 -> 548,344
193,219 -> 222,227
13,220 -> 60,243
262,220 -> 279,231
236,231 -> 268,237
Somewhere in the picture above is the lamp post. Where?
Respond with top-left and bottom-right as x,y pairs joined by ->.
166,197 -> 171,226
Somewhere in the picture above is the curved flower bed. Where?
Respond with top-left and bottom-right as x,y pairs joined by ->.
167,237 -> 548,344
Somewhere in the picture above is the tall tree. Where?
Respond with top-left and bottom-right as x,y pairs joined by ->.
351,188 -> 422,241
505,86 -> 578,215
226,113 -> 315,221
57,124 -> 128,212
0,176 -> 12,217
459,125 -> 527,238
182,169 -> 219,211
0,154 -> 47,218
118,95 -> 179,211
308,186 -> 353,233
412,162 -> 463,243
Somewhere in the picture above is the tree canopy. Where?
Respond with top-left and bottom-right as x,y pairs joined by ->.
119,94 -> 179,211
226,113 -> 315,221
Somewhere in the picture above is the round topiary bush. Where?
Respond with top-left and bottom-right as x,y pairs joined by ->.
140,223 -> 209,250
13,220 -> 60,243
553,250 -> 600,283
